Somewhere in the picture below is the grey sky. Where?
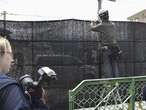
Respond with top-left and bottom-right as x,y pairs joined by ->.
0,0 -> 145,21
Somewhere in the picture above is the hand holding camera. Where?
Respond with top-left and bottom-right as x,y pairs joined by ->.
19,67 -> 57,109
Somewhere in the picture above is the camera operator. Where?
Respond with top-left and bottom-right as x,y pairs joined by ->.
19,65 -> 58,110
0,36 -> 32,110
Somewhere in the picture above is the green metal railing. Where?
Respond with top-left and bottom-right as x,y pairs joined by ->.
69,76 -> 146,110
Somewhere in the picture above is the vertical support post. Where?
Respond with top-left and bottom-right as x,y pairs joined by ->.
3,11 -> 7,38
97,0 -> 102,78
129,79 -> 135,110
69,90 -> 74,110
98,0 -> 102,13
31,22 -> 34,77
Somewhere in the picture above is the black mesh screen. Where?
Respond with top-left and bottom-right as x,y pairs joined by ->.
0,19 -> 146,110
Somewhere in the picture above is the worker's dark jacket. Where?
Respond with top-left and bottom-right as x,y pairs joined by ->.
0,74 -> 31,110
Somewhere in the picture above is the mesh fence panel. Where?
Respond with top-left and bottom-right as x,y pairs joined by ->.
69,76 -> 146,110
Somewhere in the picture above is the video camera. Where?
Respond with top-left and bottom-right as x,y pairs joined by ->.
19,67 -> 57,102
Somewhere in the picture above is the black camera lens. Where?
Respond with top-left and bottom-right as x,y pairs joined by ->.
19,74 -> 34,87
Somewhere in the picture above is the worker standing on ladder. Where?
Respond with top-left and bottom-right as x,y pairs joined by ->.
91,9 -> 122,78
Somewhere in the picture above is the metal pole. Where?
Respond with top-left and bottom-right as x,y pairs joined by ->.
69,90 -> 74,110
129,79 -> 135,110
3,11 -> 6,38
97,0 -> 102,78
98,0 -> 102,13
31,22 -> 34,77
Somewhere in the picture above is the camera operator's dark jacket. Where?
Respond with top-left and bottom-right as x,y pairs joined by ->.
0,74 -> 31,110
